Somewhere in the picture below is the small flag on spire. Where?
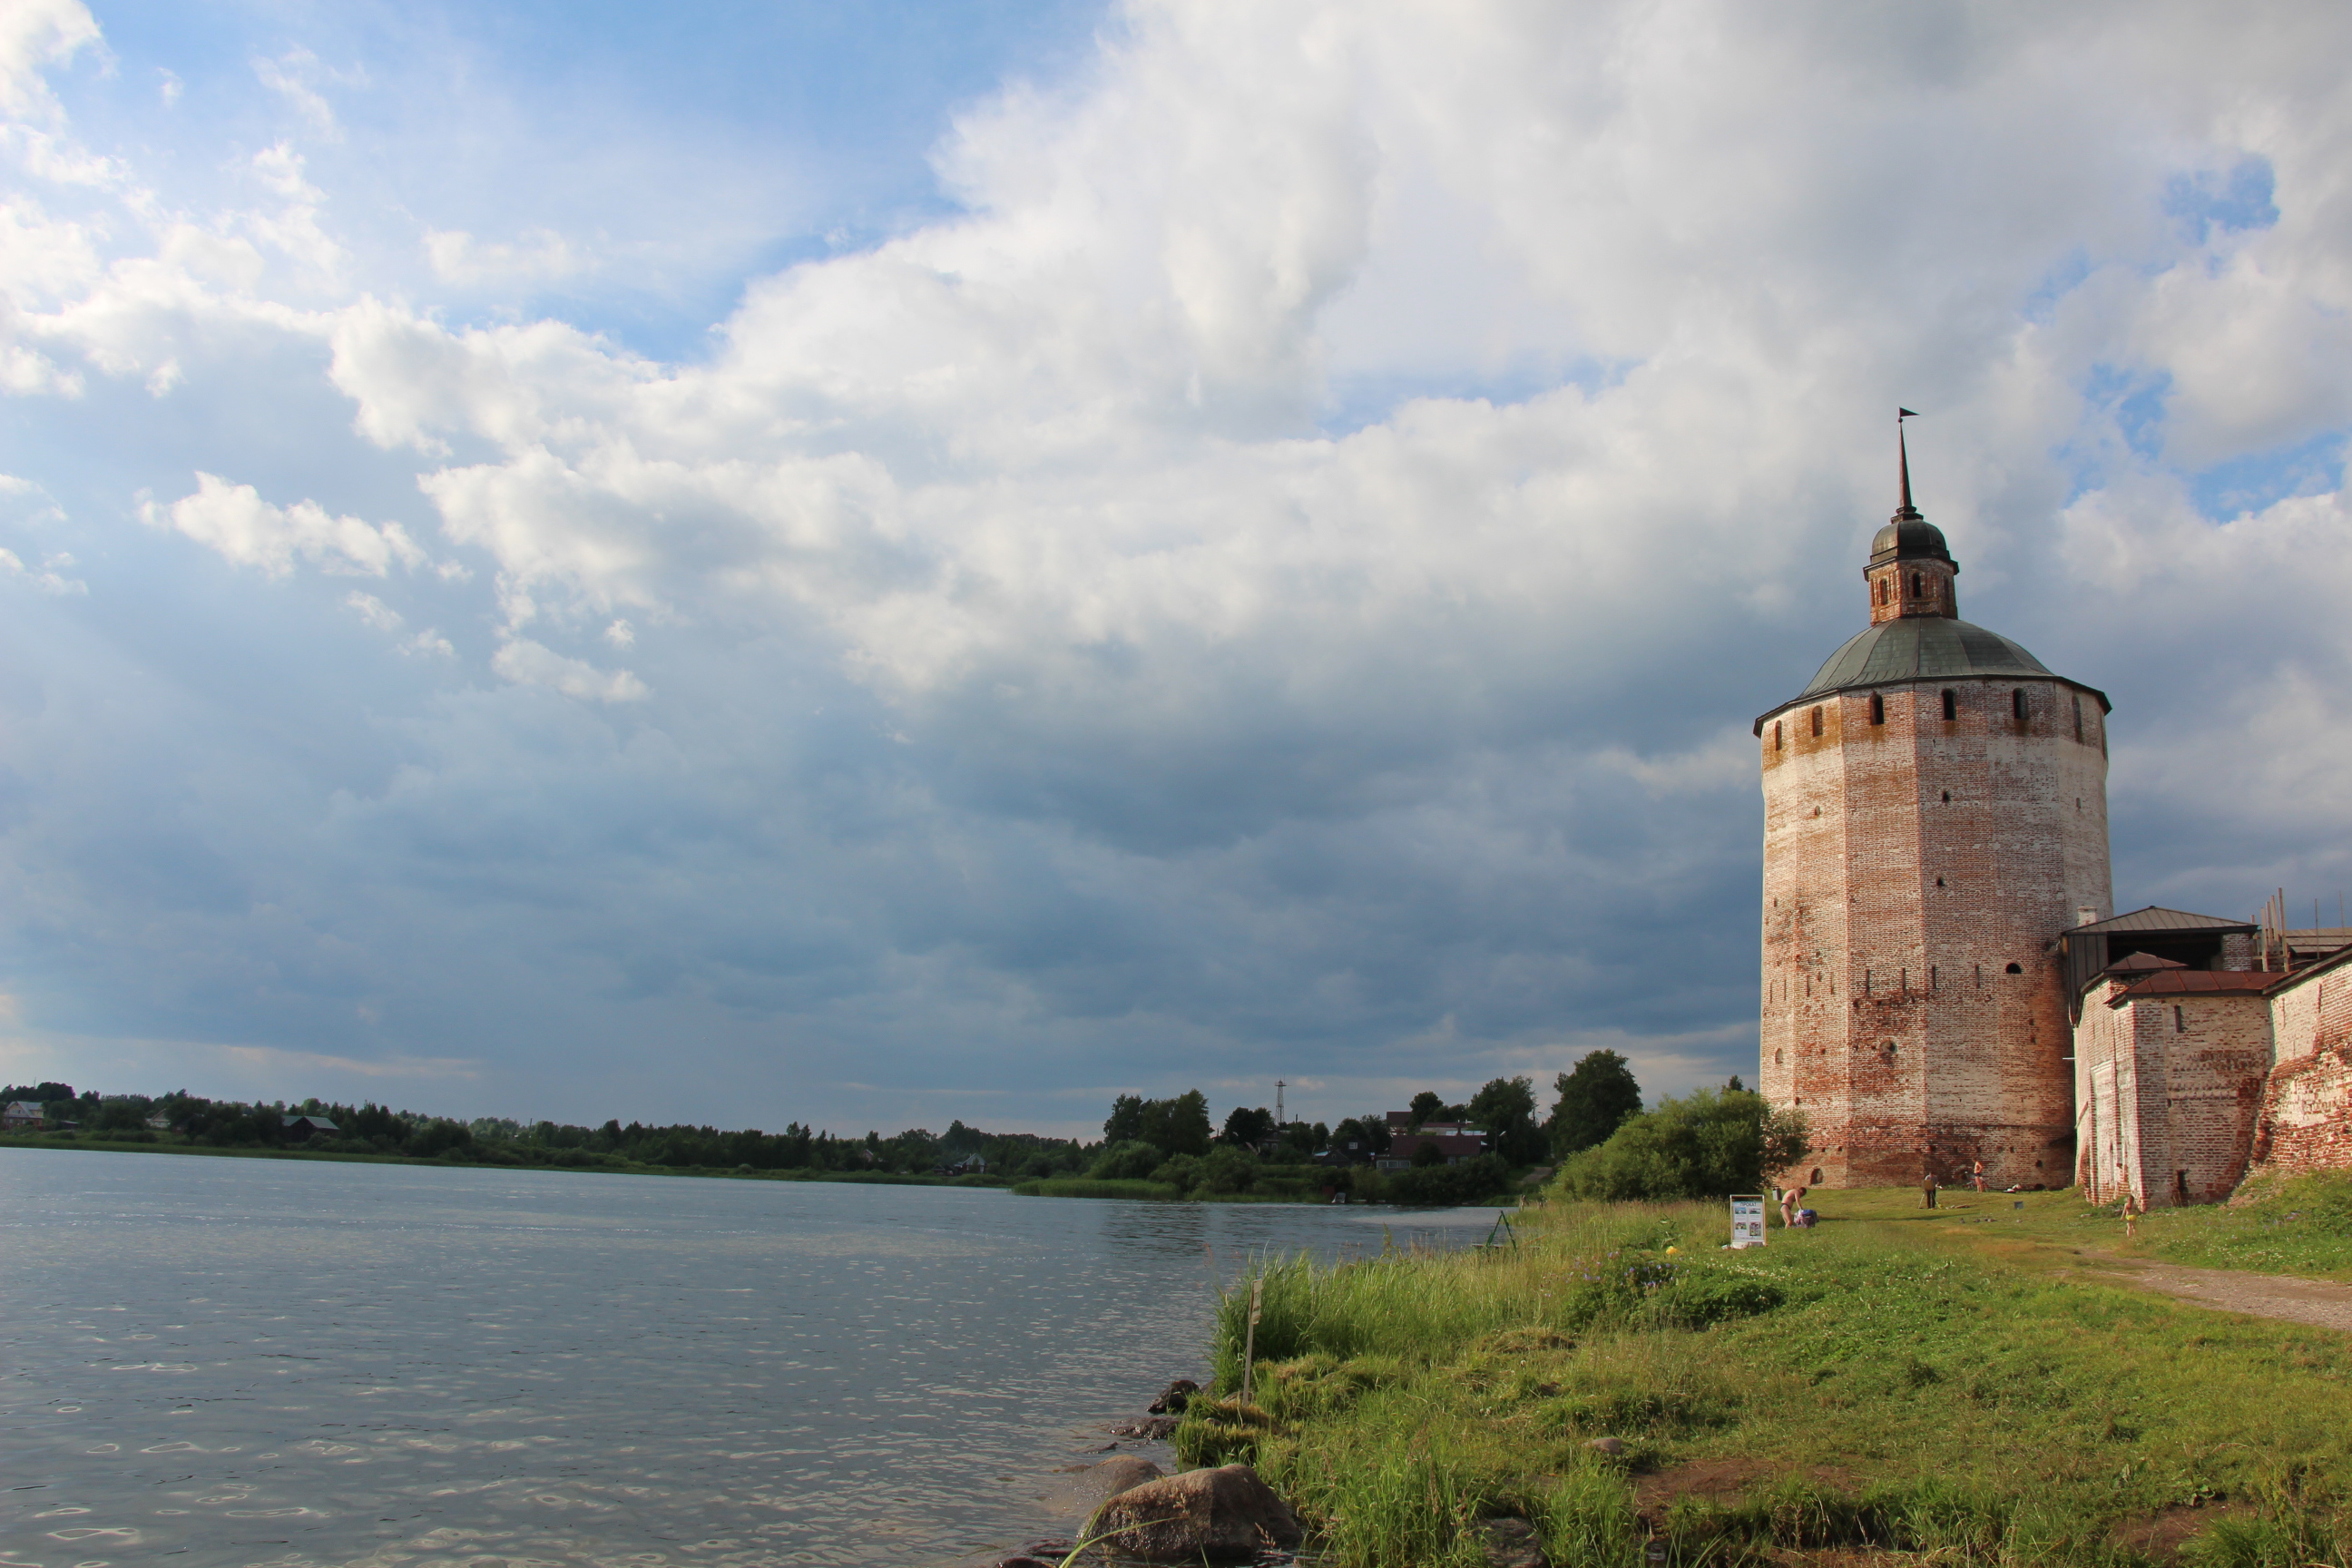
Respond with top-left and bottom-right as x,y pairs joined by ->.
1898,407 -> 1919,419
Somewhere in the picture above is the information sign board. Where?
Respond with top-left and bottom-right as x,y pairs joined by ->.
1730,1194 -> 1768,1249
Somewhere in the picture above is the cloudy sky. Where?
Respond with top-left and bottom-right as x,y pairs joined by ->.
1,0 -> 2348,1137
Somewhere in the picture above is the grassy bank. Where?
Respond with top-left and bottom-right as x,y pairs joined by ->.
0,1132 -> 1014,1187
1171,1188 -> 2352,1567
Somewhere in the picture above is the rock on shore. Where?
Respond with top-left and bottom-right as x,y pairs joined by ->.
1087,1464 -> 1303,1562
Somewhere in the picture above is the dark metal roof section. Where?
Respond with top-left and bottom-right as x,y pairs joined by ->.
2060,906 -> 2259,1023
2109,969 -> 2274,1004
1867,423 -> 1955,570
2074,906 -> 2257,936
1796,617 -> 2063,697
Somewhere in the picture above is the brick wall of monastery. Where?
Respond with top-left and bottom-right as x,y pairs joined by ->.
2249,963 -> 2352,1178
1760,674 -> 2109,1189
2073,983 -> 2269,1207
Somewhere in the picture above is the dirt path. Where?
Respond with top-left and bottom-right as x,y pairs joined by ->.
2095,1258 -> 2352,1333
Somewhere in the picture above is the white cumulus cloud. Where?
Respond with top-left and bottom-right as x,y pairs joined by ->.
147,474 -> 429,578
490,637 -> 648,702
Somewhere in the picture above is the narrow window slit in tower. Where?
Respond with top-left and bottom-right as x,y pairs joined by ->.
2073,695 -> 2083,741
1942,688 -> 1956,721
2013,688 -> 2028,722
2175,1005 -> 2186,1034
1869,693 -> 1885,726
1912,573 -> 1923,597
1942,790 -> 1951,802
1931,965 -> 1938,989
1773,720 -> 1782,750
1811,706 -> 1823,737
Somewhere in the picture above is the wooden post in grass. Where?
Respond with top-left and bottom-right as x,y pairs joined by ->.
1240,1276 -> 1263,1406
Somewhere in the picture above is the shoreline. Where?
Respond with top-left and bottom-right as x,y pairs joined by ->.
0,1132 -> 1011,1187
0,1133 -> 1529,1209
0,1132 -> 1533,1212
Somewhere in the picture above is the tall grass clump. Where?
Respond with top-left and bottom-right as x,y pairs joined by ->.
1203,1202 -> 1721,1385
2182,1463 -> 2352,1568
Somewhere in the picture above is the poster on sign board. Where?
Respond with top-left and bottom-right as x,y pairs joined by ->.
1729,1194 -> 1767,1249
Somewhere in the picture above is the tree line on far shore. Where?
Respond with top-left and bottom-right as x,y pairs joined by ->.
0,1082 -> 1090,1180
1073,1051 -> 1674,1204
5,1048 -> 1808,1202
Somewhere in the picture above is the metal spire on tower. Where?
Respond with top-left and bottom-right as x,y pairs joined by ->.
1896,407 -> 1921,518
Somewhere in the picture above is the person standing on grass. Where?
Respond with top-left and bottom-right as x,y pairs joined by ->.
1780,1185 -> 1806,1228
2123,1191 -> 2141,1240
1922,1170 -> 1937,1209
1971,1159 -> 1986,1192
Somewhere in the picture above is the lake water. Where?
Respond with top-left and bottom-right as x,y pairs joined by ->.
0,1149 -> 1499,1568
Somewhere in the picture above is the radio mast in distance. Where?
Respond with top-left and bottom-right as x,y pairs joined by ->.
1275,1080 -> 1286,1127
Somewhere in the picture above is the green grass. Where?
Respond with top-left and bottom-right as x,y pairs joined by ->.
2136,1173 -> 2352,1279
1776,1174 -> 2352,1283
1173,1194 -> 2352,1567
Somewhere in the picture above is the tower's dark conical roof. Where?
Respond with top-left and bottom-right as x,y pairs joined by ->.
1749,418 -> 2112,732
1796,617 -> 2052,696
1869,513 -> 1954,568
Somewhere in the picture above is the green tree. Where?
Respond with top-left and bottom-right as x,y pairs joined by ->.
1467,1075 -> 1545,1164
1547,1050 -> 1644,1158
1220,1105 -> 1275,1147
1103,1093 -> 1146,1144
1091,1140 -> 1166,1180
1136,1090 -> 1212,1157
1277,1120 -> 1325,1160
1406,1091 -> 1446,1128
1556,1087 -> 1809,1200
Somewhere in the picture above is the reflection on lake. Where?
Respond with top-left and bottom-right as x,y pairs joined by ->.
0,1149 -> 1495,1567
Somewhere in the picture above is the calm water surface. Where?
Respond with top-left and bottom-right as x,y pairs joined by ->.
0,1149 -> 1496,1567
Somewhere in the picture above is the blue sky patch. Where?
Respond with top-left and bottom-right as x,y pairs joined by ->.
2163,157 -> 2279,245
2190,427 -> 2347,520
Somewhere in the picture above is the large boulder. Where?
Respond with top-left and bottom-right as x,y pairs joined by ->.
1087,1464 -> 1304,1562
1079,1455 -> 1163,1502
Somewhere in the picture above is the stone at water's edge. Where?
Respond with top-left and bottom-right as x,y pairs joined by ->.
1147,1378 -> 1200,1415
1079,1455 -> 1163,1502
1088,1464 -> 1305,1562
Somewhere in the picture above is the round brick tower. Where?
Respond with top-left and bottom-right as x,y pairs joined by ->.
1754,430 -> 2112,1189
